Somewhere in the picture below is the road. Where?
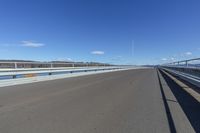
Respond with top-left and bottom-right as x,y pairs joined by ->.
0,69 -> 180,133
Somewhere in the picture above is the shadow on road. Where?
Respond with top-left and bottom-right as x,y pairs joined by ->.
157,71 -> 176,133
160,70 -> 200,133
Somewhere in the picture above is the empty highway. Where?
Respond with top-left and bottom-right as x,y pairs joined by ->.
0,69 -> 198,133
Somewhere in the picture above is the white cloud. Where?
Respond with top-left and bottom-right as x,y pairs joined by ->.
21,41 -> 45,48
185,52 -> 192,56
66,58 -> 73,61
161,57 -> 175,62
161,58 -> 168,61
91,51 -> 105,55
170,57 -> 175,61
55,58 -> 73,62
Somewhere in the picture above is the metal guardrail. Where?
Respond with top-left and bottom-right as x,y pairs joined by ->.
0,67 -> 122,80
160,58 -> 200,88
161,58 -> 200,78
0,61 -> 111,69
160,67 -> 200,88
164,58 -> 200,68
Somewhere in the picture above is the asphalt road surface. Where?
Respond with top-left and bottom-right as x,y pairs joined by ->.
0,69 -> 173,133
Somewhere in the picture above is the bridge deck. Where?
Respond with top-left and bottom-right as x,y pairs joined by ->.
0,69 -> 198,133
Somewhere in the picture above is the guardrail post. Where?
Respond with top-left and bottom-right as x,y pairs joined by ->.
14,62 -> 17,69
186,61 -> 188,67
13,75 -> 16,79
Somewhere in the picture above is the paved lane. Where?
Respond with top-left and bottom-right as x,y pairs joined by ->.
0,69 -> 170,133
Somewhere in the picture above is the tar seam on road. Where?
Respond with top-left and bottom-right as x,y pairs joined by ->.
157,69 -> 177,133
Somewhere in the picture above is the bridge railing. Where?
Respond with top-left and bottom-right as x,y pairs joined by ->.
0,61 -> 120,80
0,61 -> 111,69
159,58 -> 200,87
163,58 -> 200,68
0,66 -> 123,80
161,58 -> 200,77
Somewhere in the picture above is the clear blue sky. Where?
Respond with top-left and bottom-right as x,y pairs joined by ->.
0,0 -> 200,65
